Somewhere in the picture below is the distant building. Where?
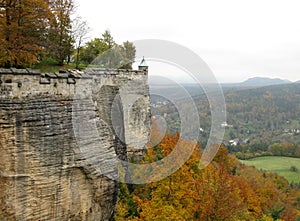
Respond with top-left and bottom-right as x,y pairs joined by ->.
221,122 -> 228,128
229,138 -> 240,146
242,138 -> 250,144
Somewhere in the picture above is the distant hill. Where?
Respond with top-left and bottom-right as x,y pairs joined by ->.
295,80 -> 300,83
220,84 -> 300,146
240,77 -> 291,87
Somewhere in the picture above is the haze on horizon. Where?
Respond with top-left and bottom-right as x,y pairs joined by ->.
77,0 -> 300,83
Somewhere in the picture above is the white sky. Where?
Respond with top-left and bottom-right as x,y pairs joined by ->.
77,0 -> 300,83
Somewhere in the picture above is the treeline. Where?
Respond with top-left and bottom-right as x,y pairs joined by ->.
115,132 -> 300,220
0,0 -> 135,69
230,142 -> 300,160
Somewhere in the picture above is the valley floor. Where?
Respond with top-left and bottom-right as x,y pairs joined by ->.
240,156 -> 300,183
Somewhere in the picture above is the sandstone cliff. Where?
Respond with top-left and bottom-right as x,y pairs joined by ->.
0,68 -> 150,220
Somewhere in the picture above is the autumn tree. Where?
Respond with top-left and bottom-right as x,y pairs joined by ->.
115,182 -> 138,221
0,0 -> 50,67
238,164 -> 300,220
128,134 -> 250,220
115,132 -> 300,221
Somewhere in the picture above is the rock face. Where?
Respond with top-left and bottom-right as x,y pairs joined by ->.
0,68 -> 150,220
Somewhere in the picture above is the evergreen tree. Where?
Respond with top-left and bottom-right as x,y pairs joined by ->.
121,41 -> 136,69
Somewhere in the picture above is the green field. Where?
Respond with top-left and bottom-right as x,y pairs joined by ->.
240,156 -> 300,183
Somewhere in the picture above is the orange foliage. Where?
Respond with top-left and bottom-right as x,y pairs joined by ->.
117,133 -> 300,221
0,0 -> 50,67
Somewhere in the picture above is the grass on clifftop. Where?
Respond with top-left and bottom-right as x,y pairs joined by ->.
31,58 -> 88,73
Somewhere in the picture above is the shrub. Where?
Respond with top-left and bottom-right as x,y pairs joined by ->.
290,166 -> 298,172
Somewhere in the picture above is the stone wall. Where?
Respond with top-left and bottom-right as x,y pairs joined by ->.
0,68 -> 150,220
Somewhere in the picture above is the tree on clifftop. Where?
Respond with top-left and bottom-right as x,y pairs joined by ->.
72,16 -> 90,69
0,0 -> 50,67
46,0 -> 74,65
121,41 -> 136,69
80,30 -> 136,69
80,30 -> 115,65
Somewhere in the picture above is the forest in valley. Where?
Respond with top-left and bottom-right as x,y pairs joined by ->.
115,130 -> 300,221
150,83 -> 300,160
125,82 -> 300,220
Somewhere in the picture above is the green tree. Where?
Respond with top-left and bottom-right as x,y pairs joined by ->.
79,30 -> 114,65
80,37 -> 108,64
92,44 -> 127,68
80,30 -> 136,69
46,0 -> 74,65
121,41 -> 136,69
102,29 -> 114,48
290,166 -> 298,172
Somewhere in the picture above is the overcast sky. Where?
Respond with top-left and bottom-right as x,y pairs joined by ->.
77,0 -> 300,83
